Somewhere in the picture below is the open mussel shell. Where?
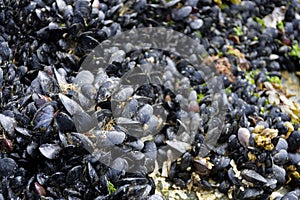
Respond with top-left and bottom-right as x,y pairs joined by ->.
38,143 -> 61,160
0,113 -> 16,137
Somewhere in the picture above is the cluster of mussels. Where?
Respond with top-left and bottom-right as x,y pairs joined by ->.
0,0 -> 300,199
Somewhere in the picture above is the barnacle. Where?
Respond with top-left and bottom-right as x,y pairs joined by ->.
253,126 -> 278,150
214,0 -> 241,6
248,151 -> 257,161
60,83 -> 79,95
253,125 -> 265,134
282,121 -> 294,139
201,55 -> 236,82
287,165 -> 300,183
227,46 -> 249,71
215,57 -> 236,82
193,156 -> 214,175
104,118 -> 116,131
264,81 -> 300,124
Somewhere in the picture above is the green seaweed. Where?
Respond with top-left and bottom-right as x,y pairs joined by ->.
108,181 -> 116,194
290,43 -> 300,59
197,93 -> 205,103
233,26 -> 244,36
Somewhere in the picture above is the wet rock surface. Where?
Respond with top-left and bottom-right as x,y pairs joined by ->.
0,0 -> 300,199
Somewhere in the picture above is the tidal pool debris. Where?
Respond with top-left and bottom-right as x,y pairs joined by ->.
0,0 -> 300,199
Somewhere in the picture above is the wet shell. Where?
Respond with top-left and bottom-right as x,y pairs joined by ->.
237,127 -> 251,148
39,143 -> 61,160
